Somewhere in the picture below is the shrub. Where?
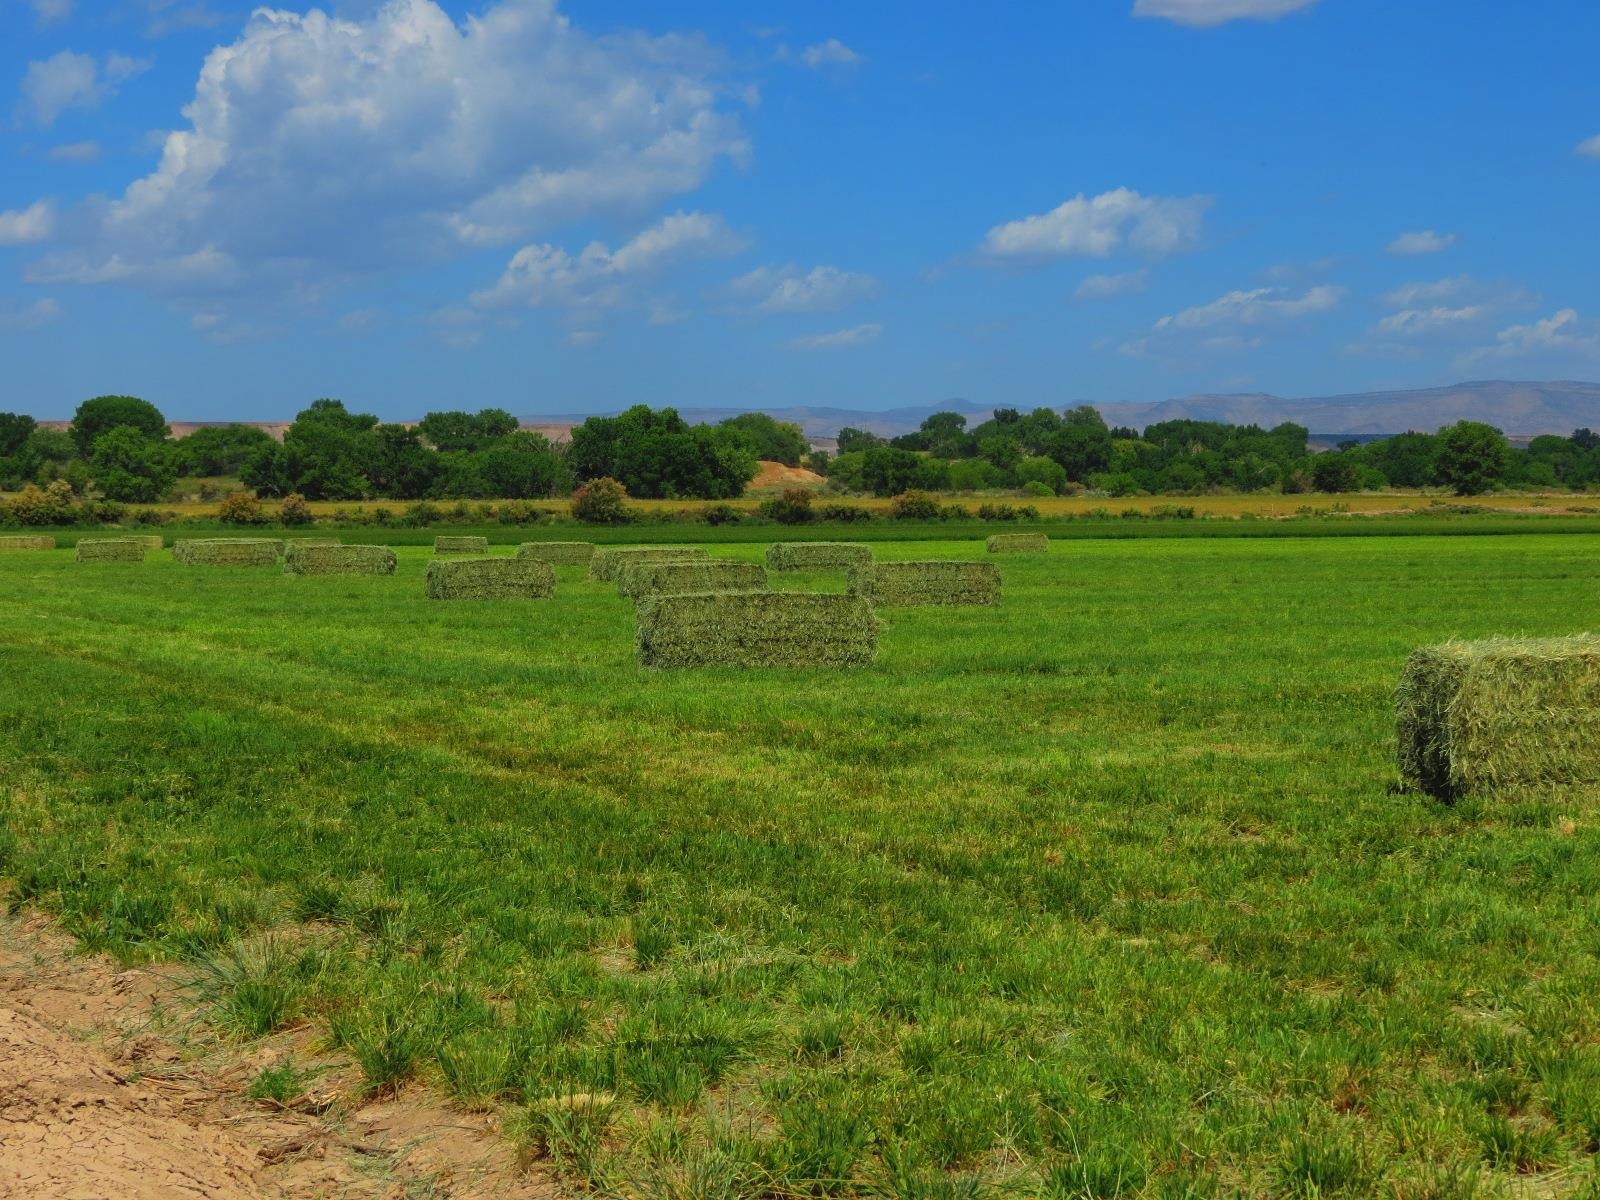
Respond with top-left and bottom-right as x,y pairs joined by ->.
0,535 -> 54,550
131,508 -> 170,527
571,477 -> 631,525
760,489 -> 815,525
977,503 -> 1020,521
174,539 -> 280,567
889,491 -> 941,520
766,542 -> 873,571
938,504 -> 971,521
6,482 -> 74,526
217,491 -> 270,525
1396,635 -> 1600,799
617,560 -> 767,600
435,535 -> 489,555
425,558 -> 555,600
278,493 -> 314,527
589,546 -> 708,582
284,544 -> 396,576
847,561 -> 1001,607
76,538 -> 145,563
635,593 -> 877,669
1021,480 -> 1054,498
497,501 -> 541,525
987,533 -> 1048,554
817,504 -> 871,523
700,503 -> 742,526
400,501 -> 444,528
516,542 -> 595,567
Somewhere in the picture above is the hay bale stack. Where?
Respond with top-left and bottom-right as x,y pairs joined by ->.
516,541 -> 595,567
76,539 -> 145,563
589,545 -> 709,582
435,536 -> 489,555
636,592 -> 877,668
284,538 -> 341,550
987,533 -> 1049,554
618,559 -> 767,600
765,542 -> 873,571
175,539 -> 279,567
425,557 -> 554,600
283,543 -> 397,576
173,538 -> 285,564
0,535 -> 55,551
847,561 -> 1001,607
1396,635 -> 1600,799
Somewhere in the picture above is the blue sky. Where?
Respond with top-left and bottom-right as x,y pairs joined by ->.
2,0 -> 1598,421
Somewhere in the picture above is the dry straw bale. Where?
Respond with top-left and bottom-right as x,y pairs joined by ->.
516,541 -> 595,567
765,542 -> 873,571
847,560 -> 1001,607
986,533 -> 1049,554
426,557 -> 555,600
0,536 -> 55,551
636,592 -> 877,668
283,543 -> 397,576
1396,635 -> 1600,799
76,539 -> 145,563
589,545 -> 709,582
618,559 -> 767,599
174,539 -> 279,567
435,536 -> 489,555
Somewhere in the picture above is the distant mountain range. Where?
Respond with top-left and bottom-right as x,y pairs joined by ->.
523,380 -> 1600,442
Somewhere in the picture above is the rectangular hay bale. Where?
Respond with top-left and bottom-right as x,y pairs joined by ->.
1396,635 -> 1600,799
589,545 -> 709,582
174,538 -> 279,566
435,536 -> 489,555
765,542 -> 873,571
283,543 -> 397,576
425,557 -> 555,600
847,560 -> 1001,607
636,592 -> 877,668
618,559 -> 767,599
986,533 -> 1049,554
76,538 -> 145,563
516,541 -> 596,567
0,535 -> 55,551
173,538 -> 285,564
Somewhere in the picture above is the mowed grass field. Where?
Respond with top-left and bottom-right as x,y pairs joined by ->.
3,535 -> 1600,1198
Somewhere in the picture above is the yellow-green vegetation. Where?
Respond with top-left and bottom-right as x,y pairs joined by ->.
616,559 -> 767,600
635,591 -> 876,668
589,545 -> 708,582
5,534 -> 1600,1197
124,535 -> 166,549
435,535 -> 490,555
517,541 -> 595,566
73,538 -> 144,563
0,535 -> 54,550
766,541 -> 873,571
1396,635 -> 1600,799
282,543 -> 395,576
849,559 -> 1002,606
986,532 -> 1049,554
174,539 -> 280,567
425,557 -> 555,601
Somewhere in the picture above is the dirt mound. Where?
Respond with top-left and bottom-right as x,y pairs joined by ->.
750,460 -> 826,489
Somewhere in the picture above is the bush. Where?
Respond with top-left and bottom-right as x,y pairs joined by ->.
217,492 -> 269,526
700,503 -> 742,526
848,561 -> 1001,607
131,508 -> 171,527
938,504 -> 971,521
817,504 -> 871,523
635,593 -> 877,669
889,491 -> 941,520
516,542 -> 595,567
571,477 -> 631,525
1021,480 -> 1054,498
759,489 -> 815,525
6,482 -> 74,526
766,542 -> 873,571
400,501 -> 444,528
278,493 -> 314,527
977,504 -> 1020,522
496,501 -> 541,525
283,544 -> 396,576
425,558 -> 555,600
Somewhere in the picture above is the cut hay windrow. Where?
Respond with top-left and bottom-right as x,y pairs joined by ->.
618,559 -> 767,600
1395,635 -> 1600,799
174,539 -> 279,567
986,533 -> 1049,554
173,538 -> 285,564
516,541 -> 596,567
635,592 -> 877,669
847,560 -> 1001,607
283,543 -> 396,576
0,536 -> 55,551
75,539 -> 145,563
425,557 -> 555,600
435,536 -> 489,555
765,542 -> 873,571
589,545 -> 709,582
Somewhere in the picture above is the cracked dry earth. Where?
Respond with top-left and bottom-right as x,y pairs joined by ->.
0,913 -> 557,1200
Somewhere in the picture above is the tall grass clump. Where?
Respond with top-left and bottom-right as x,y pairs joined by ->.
435,536 -> 490,555
986,533 -> 1048,554
590,546 -> 708,582
75,539 -> 145,563
283,544 -> 397,576
425,558 -> 555,600
635,592 -> 877,668
847,561 -> 1001,607
0,535 -> 55,550
1395,634 -> 1600,798
517,542 -> 596,567
617,560 -> 767,600
766,542 -> 873,571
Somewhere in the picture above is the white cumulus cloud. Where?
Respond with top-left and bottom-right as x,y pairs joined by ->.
788,323 -> 881,350
1465,309 -> 1600,364
728,264 -> 877,313
1132,0 -> 1318,27
19,50 -> 150,128
0,202 -> 56,246
981,188 -> 1210,261
1154,284 -> 1343,331
1387,230 -> 1457,256
1074,270 -> 1148,301
800,38 -> 862,67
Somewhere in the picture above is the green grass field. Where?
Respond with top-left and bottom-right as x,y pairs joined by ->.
3,534 -> 1599,1198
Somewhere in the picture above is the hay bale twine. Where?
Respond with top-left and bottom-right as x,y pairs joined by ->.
847,560 -> 1001,607
435,535 -> 489,555
1396,635 -> 1600,799
589,545 -> 709,582
618,559 -> 767,599
175,539 -> 280,567
516,541 -> 595,567
636,592 -> 877,668
425,557 -> 555,600
284,543 -> 397,576
0,535 -> 55,551
765,542 -> 873,571
986,533 -> 1049,554
76,538 -> 145,563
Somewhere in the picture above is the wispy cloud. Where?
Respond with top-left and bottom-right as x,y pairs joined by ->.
1577,134 -> 1600,159
981,188 -> 1210,262
18,50 -> 150,127
1463,309 -> 1600,365
0,201 -> 55,246
727,264 -> 878,314
788,323 -> 882,350
1074,270 -> 1148,301
47,140 -> 100,163
0,298 -> 64,332
29,0 -> 72,26
1132,0 -> 1318,27
800,38 -> 863,67
1386,229 -> 1457,256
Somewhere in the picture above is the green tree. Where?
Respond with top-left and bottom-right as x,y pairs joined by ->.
1311,452 -> 1359,493
71,396 -> 169,454
367,425 -> 439,499
477,431 -> 568,498
718,413 -> 810,466
0,413 -> 35,458
835,427 -> 883,454
418,408 -> 520,453
176,424 -> 277,476
568,406 -> 755,499
1434,421 -> 1509,496
90,427 -> 176,503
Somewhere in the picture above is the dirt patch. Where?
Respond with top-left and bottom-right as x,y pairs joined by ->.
0,912 -> 556,1200
750,460 -> 826,490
